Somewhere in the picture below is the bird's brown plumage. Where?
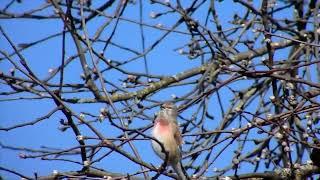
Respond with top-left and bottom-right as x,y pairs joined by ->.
152,102 -> 188,180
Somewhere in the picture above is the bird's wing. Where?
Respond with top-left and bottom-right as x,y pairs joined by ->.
173,123 -> 183,146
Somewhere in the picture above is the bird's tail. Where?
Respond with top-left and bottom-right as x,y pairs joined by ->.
172,161 -> 189,180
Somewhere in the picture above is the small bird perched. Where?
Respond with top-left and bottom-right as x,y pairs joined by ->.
152,102 -> 188,180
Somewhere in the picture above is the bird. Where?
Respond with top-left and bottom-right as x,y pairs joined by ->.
151,102 -> 188,180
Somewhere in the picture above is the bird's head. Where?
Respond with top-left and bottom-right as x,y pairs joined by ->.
160,102 -> 178,119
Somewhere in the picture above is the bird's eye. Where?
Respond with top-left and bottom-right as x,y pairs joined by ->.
161,103 -> 173,110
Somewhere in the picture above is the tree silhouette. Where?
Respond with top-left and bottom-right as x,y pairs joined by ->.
0,0 -> 319,179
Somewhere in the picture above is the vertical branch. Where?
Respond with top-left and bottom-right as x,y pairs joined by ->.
139,0 -> 149,75
261,0 -> 290,168
51,0 -> 103,100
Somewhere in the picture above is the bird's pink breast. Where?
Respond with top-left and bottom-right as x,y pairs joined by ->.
154,119 -> 170,135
